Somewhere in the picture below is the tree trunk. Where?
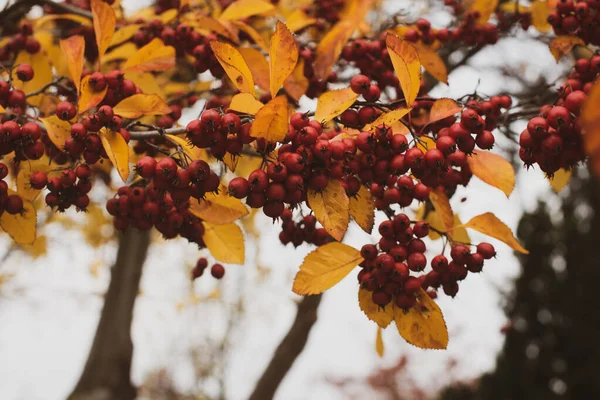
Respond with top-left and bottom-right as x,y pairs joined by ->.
69,228 -> 151,400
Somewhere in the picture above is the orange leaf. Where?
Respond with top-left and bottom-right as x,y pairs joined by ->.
314,87 -> 359,123
185,15 -> 233,40
468,0 -> 499,24
467,149 -> 515,197
283,58 -> 309,101
40,116 -> 70,149
219,0 -> 275,20
394,288 -> 448,349
463,212 -> 529,254
314,20 -> 355,81
429,187 -> 454,232
359,287 -> 394,328
531,1 -> 552,33
202,222 -> 246,264
349,184 -> 374,234
0,193 -> 36,245
269,21 -> 298,99
285,9 -> 317,33
250,95 -> 288,142
292,242 -> 362,295
123,38 -> 176,72
190,191 -> 249,224
98,127 -> 129,182
580,82 -> 600,177
210,41 -> 255,95
60,35 -> 85,93
78,75 -> 108,113
415,43 -> 448,84
307,179 -> 350,241
548,168 -> 572,192
110,24 -> 143,47
229,93 -> 264,115
239,47 -> 270,92
232,20 -> 269,51
549,36 -> 585,62
113,94 -> 171,119
91,0 -> 116,62
427,98 -> 462,125
102,43 -> 138,64
364,108 -> 411,132
386,34 -> 421,106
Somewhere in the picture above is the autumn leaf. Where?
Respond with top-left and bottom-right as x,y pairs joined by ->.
165,134 -> 208,161
222,153 -> 238,172
582,81 -> 600,176
463,212 -> 529,254
285,9 -> 317,33
12,51 -> 53,107
250,95 -> 289,142
549,36 -> 585,62
314,88 -> 359,123
359,287 -> 394,328
467,0 -> 499,24
531,1 -> 552,33
190,191 -> 249,224
307,179 -> 350,241
40,116 -> 71,149
386,34 -> 421,106
269,21 -> 298,98
467,149 -> 515,197
284,58 -> 309,101
60,35 -> 85,93
364,108 -> 411,132
416,136 -> 436,153
103,43 -> 138,64
98,128 -> 130,182
91,0 -> 116,62
548,168 -> 572,193
349,184 -> 374,234
33,13 -> 92,29
314,20 -> 355,81
0,193 -> 36,245
78,75 -> 108,113
395,288 -> 448,349
232,21 -> 269,51
292,242 -> 363,295
122,38 -> 175,72
202,222 -> 245,264
429,187 -> 453,232
427,98 -> 462,126
415,43 -> 448,84
210,41 -> 255,95
229,93 -> 264,115
124,71 -> 164,97
376,327 -> 384,357
110,24 -> 143,47
17,166 -> 48,201
219,0 -> 275,20
415,205 -> 470,244
239,47 -> 270,91
113,94 -> 171,119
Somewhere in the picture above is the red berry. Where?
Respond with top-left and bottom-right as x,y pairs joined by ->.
350,74 -> 370,94
476,242 -> 496,259
136,156 -> 157,178
56,102 -> 77,121
29,171 -> 47,189
211,263 -> 225,279
5,194 -> 23,214
15,63 -> 34,81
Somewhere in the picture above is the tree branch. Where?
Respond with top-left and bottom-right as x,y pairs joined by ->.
0,0 -> 92,24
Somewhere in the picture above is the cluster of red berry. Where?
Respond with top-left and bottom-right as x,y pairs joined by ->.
547,0 -> 600,45
192,257 -> 225,280
0,162 -> 25,215
30,165 -> 93,211
0,22 -> 41,62
0,119 -> 44,162
519,55 -> 600,174
303,0 -> 346,25
278,210 -> 333,247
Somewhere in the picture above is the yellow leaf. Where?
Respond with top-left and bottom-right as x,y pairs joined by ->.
531,1 -> 551,33
229,93 -> 264,115
292,242 -> 363,295
12,51 -> 53,107
349,184 -> 374,233
314,20 -> 355,81
158,8 -> 179,24
210,41 -> 255,95
269,21 -> 298,99
98,127 -> 130,182
35,32 -> 69,78
165,134 -> 207,161
467,0 -> 499,24
386,34 -> 421,106
314,88 -> 359,124
548,168 -> 571,193
429,187 -> 453,232
232,21 -> 269,51
103,42 -> 138,64
239,47 -> 270,92
184,14 -> 233,39
0,105 -> 5,113
284,58 -> 309,101
415,43 -> 448,84
202,222 -> 245,264
0,195 -> 36,245
463,212 -> 529,254
40,116 -> 71,149
60,35 -> 85,93
427,98 -> 462,125
113,94 -> 171,119
416,205 -> 470,243
19,235 -> 47,259
78,75 -> 108,113
123,38 -> 176,72
395,288 -> 448,349
285,9 -> 317,32
467,149 -> 515,197
358,287 -> 394,328
250,95 -> 289,142
549,36 -> 585,62
376,327 -> 384,357
364,108 -> 411,132
17,166 -> 48,201
307,179 -> 349,241
110,24 -> 143,47
219,0 -> 275,20
416,136 -> 436,152
190,191 -> 249,224
91,0 -> 116,62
